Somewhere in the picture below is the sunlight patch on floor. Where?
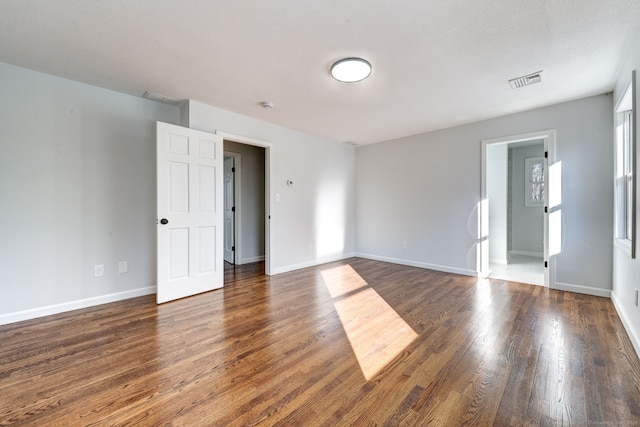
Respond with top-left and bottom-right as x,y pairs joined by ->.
321,265 -> 418,380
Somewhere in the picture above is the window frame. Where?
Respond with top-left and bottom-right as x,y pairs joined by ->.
614,71 -> 636,258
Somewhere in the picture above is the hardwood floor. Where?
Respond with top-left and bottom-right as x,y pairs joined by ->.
224,260 -> 265,283
1,258 -> 639,426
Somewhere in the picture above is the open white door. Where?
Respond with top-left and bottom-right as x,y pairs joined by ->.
223,156 -> 235,264
156,122 -> 223,303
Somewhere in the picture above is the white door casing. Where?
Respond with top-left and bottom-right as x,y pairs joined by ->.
223,156 -> 235,264
480,129 -> 557,287
157,122 -> 223,303
217,131 -> 273,276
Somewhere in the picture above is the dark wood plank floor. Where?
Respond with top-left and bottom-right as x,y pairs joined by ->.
1,258 -> 639,426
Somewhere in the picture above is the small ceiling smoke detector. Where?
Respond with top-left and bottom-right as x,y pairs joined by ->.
142,91 -> 182,105
509,71 -> 543,89
261,101 -> 274,109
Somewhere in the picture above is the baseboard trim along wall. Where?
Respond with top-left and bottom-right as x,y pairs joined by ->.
271,253 -> 357,275
3,252 -> 358,325
355,253 -> 478,277
611,293 -> 640,359
237,255 -> 265,265
509,250 -> 544,258
0,286 -> 157,326
552,281 -> 612,298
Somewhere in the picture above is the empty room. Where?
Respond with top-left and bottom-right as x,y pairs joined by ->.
1,1 -> 640,425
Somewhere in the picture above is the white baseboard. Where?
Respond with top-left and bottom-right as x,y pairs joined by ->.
611,293 -> 640,360
236,255 -> 265,265
509,250 -> 543,258
0,286 -> 156,326
271,253 -> 356,275
490,257 -> 508,265
552,281 -> 611,298
355,253 -> 478,277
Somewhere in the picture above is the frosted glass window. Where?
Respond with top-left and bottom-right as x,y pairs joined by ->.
525,157 -> 544,207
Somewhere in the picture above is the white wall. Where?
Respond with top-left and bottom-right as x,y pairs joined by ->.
224,140 -> 265,264
510,143 -> 544,256
356,94 -> 613,293
0,61 -> 180,323
487,144 -> 508,264
0,64 -> 357,324
184,101 -> 356,274
611,29 -> 640,357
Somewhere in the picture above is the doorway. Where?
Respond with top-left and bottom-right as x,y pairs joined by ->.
481,130 -> 557,287
488,140 -> 544,285
220,133 -> 269,278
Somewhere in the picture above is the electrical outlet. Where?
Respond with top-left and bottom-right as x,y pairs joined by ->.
118,261 -> 128,274
401,240 -> 407,249
94,264 -> 104,277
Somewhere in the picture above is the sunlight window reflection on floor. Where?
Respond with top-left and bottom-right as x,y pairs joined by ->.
321,265 -> 418,380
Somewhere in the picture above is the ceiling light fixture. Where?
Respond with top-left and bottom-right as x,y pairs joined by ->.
330,57 -> 372,83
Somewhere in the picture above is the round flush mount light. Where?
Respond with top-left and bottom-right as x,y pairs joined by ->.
330,57 -> 372,83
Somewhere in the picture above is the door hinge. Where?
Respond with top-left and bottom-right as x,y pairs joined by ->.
545,206 -> 548,213
232,207 -> 235,212
232,167 -> 235,173
232,246 -> 235,251
544,151 -> 548,158
544,261 -> 548,268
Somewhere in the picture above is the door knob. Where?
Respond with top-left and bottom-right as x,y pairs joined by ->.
160,218 -> 169,225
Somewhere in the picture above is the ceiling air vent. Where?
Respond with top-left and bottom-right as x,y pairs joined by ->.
143,91 -> 182,105
509,71 -> 543,89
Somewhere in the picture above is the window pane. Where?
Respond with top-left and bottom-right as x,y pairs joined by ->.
615,76 -> 635,256
531,163 -> 544,183
531,183 -> 544,203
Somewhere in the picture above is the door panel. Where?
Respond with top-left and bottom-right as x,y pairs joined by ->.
157,122 -> 223,304
169,228 -> 189,280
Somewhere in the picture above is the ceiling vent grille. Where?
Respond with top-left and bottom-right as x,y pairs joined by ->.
143,91 -> 182,105
509,71 -> 543,89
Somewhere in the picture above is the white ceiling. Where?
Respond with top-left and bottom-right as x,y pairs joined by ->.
1,0 -> 639,145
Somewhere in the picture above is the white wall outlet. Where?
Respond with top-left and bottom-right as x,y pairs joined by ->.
118,261 -> 128,274
94,264 -> 104,277
401,240 -> 407,249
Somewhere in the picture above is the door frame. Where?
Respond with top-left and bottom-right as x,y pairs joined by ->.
217,131 -> 273,276
480,129 -> 557,287
223,152 -> 241,264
